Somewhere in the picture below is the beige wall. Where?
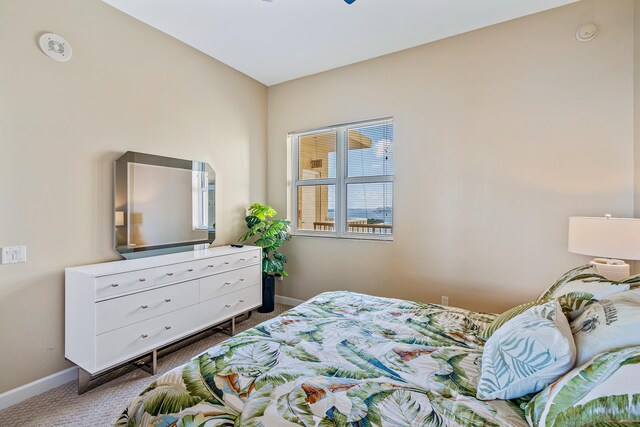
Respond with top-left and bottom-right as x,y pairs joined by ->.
0,0 -> 267,393
268,0 -> 635,313
636,0 -> 640,220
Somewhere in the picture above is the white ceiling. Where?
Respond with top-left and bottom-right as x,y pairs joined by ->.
102,0 -> 579,86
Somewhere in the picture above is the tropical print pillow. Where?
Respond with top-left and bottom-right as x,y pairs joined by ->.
477,300 -> 575,400
525,345 -> 640,427
480,295 -> 591,341
571,288 -> 640,366
537,264 -> 638,319
480,300 -> 542,340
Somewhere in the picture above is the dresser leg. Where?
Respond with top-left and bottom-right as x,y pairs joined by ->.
136,349 -> 157,375
78,368 -> 92,395
213,316 -> 236,336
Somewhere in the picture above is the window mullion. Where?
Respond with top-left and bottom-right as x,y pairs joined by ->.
296,178 -> 336,186
335,127 -> 346,237
344,175 -> 394,185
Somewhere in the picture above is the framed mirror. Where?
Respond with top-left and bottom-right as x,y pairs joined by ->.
114,152 -> 215,259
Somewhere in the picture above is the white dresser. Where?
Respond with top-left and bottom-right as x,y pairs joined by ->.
65,245 -> 262,384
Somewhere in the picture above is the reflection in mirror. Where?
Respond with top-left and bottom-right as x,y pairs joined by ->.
114,152 -> 215,259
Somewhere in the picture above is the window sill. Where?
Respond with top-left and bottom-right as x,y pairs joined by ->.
291,231 -> 393,242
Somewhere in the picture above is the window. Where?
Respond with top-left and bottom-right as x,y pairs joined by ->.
291,118 -> 394,240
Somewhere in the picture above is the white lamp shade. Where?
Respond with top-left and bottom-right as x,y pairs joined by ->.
568,216 -> 640,260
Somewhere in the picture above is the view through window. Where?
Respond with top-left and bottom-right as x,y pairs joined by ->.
291,118 -> 394,239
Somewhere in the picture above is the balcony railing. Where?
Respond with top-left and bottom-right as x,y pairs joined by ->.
313,220 -> 393,234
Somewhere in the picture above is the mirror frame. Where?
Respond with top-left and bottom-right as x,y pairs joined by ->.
114,151 -> 216,259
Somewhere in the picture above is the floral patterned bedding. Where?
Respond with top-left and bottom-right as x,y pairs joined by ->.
116,291 -> 529,427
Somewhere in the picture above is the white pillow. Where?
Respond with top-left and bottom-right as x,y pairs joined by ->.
570,288 -> 640,366
477,300 -> 576,400
537,264 -> 632,320
541,265 -> 631,296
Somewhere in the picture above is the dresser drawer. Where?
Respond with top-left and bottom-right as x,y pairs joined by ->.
95,305 -> 199,370
95,270 -> 154,300
151,262 -> 200,287
200,284 -> 262,327
95,280 -> 199,335
200,268 -> 261,302
193,251 -> 261,276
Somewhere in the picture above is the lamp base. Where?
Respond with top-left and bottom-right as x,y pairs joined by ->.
590,258 -> 630,282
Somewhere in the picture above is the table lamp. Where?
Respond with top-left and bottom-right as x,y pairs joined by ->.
568,214 -> 640,281
115,211 -> 125,227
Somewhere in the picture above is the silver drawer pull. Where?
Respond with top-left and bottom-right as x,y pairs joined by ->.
239,278 -> 245,282
224,262 -> 230,265
111,283 -> 119,287
166,273 -> 174,277
240,299 -> 245,303
165,326 -> 172,330
141,305 -> 148,309
253,256 -> 259,259
187,269 -> 194,272
165,298 -> 172,303
224,282 -> 231,286
240,258 -> 246,261
208,264 -> 215,268
141,334 -> 148,339
225,304 -> 231,308
139,278 -> 146,282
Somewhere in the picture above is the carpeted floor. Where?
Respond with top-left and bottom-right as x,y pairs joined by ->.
0,304 -> 290,427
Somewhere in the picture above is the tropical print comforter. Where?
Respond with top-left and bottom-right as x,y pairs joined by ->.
117,291 -> 529,426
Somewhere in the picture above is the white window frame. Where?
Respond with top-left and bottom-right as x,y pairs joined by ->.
290,117 -> 394,241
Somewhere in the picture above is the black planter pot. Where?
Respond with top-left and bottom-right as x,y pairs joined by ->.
258,275 -> 276,313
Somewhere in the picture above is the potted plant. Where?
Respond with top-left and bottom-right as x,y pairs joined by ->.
239,203 -> 291,313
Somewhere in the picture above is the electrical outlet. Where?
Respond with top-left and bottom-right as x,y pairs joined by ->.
1,246 -> 27,264
441,296 -> 449,306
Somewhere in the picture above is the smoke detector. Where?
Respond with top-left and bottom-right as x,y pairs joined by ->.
576,24 -> 598,42
38,33 -> 72,61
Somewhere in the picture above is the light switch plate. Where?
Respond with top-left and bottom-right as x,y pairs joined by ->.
1,246 -> 27,264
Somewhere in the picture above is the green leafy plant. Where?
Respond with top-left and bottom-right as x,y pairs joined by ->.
239,203 -> 291,277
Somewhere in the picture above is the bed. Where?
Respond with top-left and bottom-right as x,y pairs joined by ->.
116,291 -> 531,426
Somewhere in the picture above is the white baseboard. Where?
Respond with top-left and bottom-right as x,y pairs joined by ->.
275,295 -> 305,307
0,366 -> 78,411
